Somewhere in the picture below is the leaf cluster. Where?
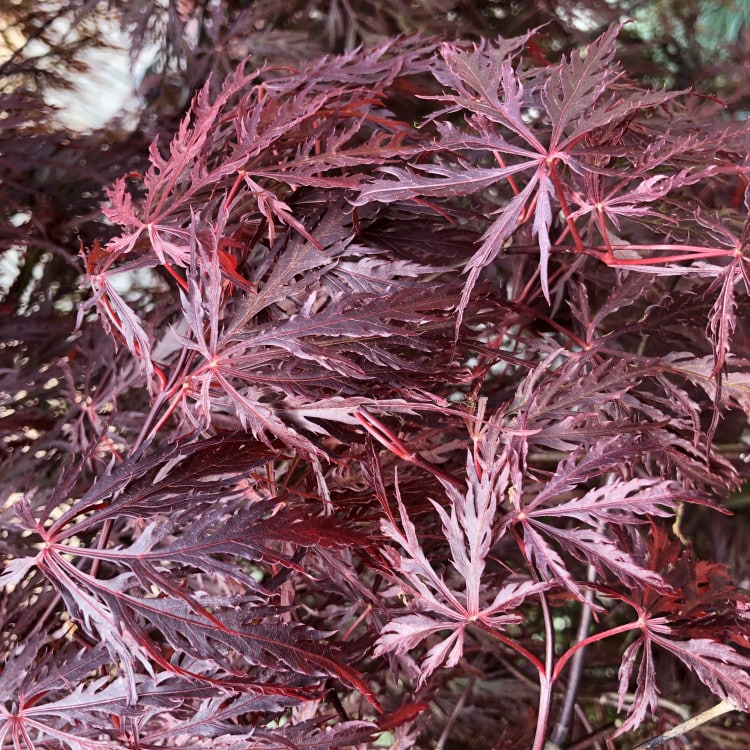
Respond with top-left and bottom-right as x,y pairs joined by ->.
2,2 -> 750,749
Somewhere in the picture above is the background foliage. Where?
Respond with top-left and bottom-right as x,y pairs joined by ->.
2,2 -> 750,749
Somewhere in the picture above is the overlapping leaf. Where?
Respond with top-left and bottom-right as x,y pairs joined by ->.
354,25 -> 685,320
613,528 -> 750,735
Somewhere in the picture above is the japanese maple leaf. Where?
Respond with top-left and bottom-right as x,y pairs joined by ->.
696,202 -> 750,377
0,641 -> 138,750
1,434 -> 379,711
499,439 -> 687,598
375,425 -> 547,684
354,25 -> 678,325
612,526 -> 750,735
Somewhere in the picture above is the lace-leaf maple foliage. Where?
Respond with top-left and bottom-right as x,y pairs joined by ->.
2,4 -> 750,749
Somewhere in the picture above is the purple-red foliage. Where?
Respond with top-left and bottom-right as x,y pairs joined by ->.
2,5 -> 750,749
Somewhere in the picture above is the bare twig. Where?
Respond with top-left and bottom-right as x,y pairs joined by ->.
548,561 -> 598,747
565,723 -> 615,750
436,678 -> 475,750
548,487 -> 611,750
634,700 -> 737,749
